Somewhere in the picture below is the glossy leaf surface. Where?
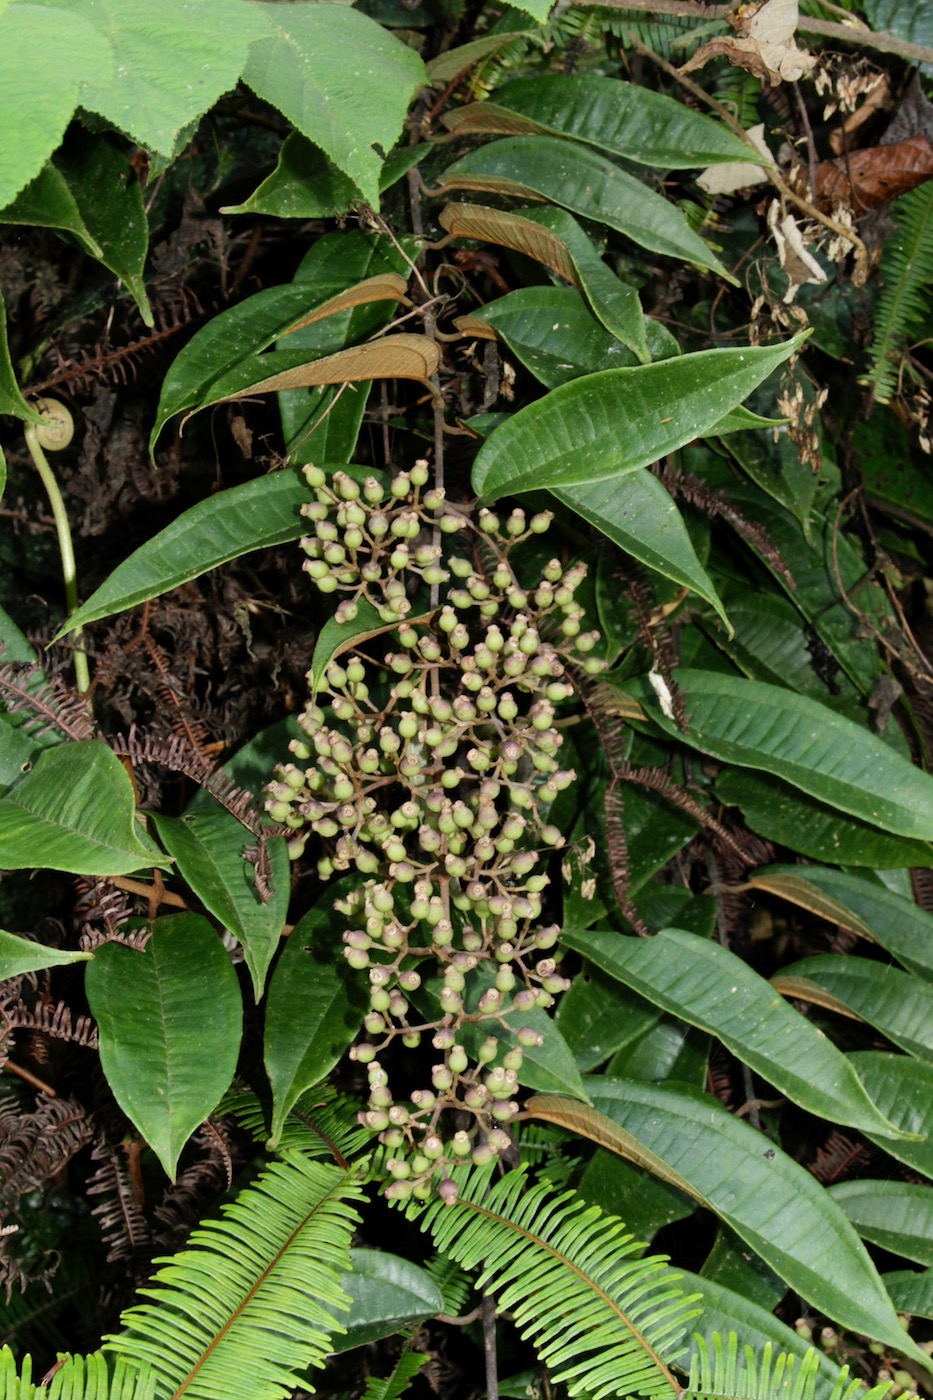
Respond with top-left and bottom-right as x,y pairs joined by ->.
334,1250 -> 444,1351
563,926 -> 906,1138
0,928 -> 91,979
775,955 -> 933,1062
85,914 -> 242,1179
847,1052 -> 933,1180
828,1181 -> 933,1266
0,741 -> 165,875
472,335 -> 805,499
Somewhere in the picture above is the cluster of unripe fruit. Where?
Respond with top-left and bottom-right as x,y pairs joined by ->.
267,460 -> 604,1199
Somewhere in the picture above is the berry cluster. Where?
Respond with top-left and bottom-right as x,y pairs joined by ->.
267,461 -> 604,1198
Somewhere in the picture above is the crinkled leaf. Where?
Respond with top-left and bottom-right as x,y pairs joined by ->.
527,1081 -> 928,1362
623,669 -> 933,840
85,913 -> 242,1179
151,810 -> 289,1001
563,926 -> 907,1138
0,4 -> 112,208
242,3 -> 425,205
828,1181 -> 933,1266
57,468 -> 312,636
488,74 -> 762,168
472,334 -> 807,499
0,741 -> 166,875
775,955 -> 933,1062
265,897 -> 369,1147
0,928 -> 91,978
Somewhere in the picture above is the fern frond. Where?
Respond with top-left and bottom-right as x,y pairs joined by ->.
685,1335 -> 892,1400
864,182 -> 933,404
360,1349 -> 429,1400
106,1154 -> 363,1400
221,1085 -> 374,1163
0,1346 -> 154,1400
423,1252 -> 473,1317
408,1166 -> 700,1399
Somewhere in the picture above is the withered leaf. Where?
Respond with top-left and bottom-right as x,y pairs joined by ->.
281,273 -> 409,338
212,335 -> 441,402
810,135 -> 933,213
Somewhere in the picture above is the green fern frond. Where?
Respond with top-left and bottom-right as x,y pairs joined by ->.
221,1085 -> 374,1163
408,1166 -> 700,1400
600,10 -> 717,59
423,1253 -> 474,1317
864,182 -> 933,404
106,1154 -> 363,1400
0,1347 -> 154,1400
685,1334 -> 892,1400
359,1349 -> 429,1400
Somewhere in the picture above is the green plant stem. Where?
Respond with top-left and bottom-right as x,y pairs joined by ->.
24,423 -> 90,695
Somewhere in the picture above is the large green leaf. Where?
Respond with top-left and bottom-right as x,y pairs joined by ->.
265,897 -> 368,1147
847,1052 -> 933,1181
624,669 -> 933,840
487,75 -> 761,168
884,1269 -> 933,1320
438,137 -> 731,276
554,473 -> 729,628
56,468 -> 312,636
242,2 -> 425,205
527,1081 -> 928,1363
748,866 -> 933,981
151,809 -> 289,1002
31,0 -> 266,158
85,913 -> 242,1180
0,928 -> 91,979
562,926 -> 907,1139
0,741 -> 165,875
775,955 -> 933,1063
714,767 -> 933,869
471,334 -> 806,499
828,1181 -> 933,1266
0,3 -> 112,209
333,1250 -> 444,1351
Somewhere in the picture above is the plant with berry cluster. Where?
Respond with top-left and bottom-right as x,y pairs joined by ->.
266,459 -> 605,1198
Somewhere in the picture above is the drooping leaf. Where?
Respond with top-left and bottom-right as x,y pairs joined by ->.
0,3 -> 112,209
623,669 -> 933,840
774,955 -> 933,1062
0,928 -> 91,979
265,897 -> 369,1147
472,334 -> 806,499
333,1249 -> 444,1351
482,74 -> 763,168
883,1269 -> 933,1320
0,741 -> 166,875
151,809 -> 289,1001
0,288 -> 45,424
222,130 -> 362,219
56,468 -> 312,636
847,1052 -> 933,1181
562,926 -> 907,1139
527,1081 -> 928,1363
437,137 -> 732,276
85,913 -> 242,1180
828,1181 -> 933,1267
242,2 -> 425,205
747,866 -> 933,980
107,1154 -> 363,1400
0,162 -> 103,256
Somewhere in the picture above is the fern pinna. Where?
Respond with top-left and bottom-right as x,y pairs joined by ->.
865,181 -> 933,404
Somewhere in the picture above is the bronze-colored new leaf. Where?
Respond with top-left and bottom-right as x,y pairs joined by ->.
439,202 -> 578,284
441,103 -> 544,140
212,334 -> 441,402
281,273 -> 410,339
809,135 -> 933,213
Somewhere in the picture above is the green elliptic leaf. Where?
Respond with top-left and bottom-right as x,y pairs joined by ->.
562,926 -> 907,1140
0,741 -> 166,875
472,333 -> 807,500
438,137 -> 732,277
557,965 -> 663,1073
265,898 -> 369,1147
553,472 -> 729,629
309,596 -> 434,695
748,866 -> 933,981
222,131 -> 361,219
528,1080 -> 929,1364
151,810 -> 289,1002
775,955 -> 933,1063
0,289 -> 45,424
884,1269 -> 933,1320
0,162 -> 104,258
0,928 -> 91,979
243,3 -> 425,206
85,913 -> 242,1180
489,75 -> 763,169
53,133 -> 152,325
0,4 -> 112,209
32,0 -> 266,160
333,1250 -> 445,1352
625,669 -> 933,841
828,1181 -> 933,1267
56,468 -> 312,637
847,1052 -> 933,1181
